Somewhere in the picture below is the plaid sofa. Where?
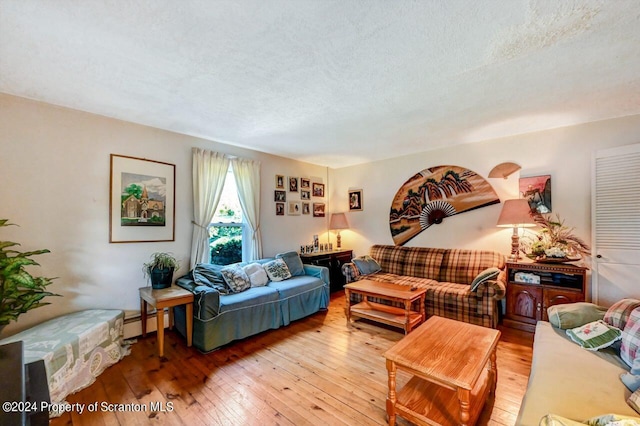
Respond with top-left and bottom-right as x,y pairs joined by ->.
342,245 -> 506,328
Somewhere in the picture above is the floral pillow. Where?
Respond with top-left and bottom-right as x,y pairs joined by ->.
263,258 -> 292,282
220,264 -> 251,293
566,320 -> 622,351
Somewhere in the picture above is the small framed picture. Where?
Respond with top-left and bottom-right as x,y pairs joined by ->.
289,177 -> 299,192
312,182 -> 325,198
301,190 -> 310,200
300,178 -> 310,189
313,202 -> 325,217
274,190 -> 286,202
348,189 -> 363,211
275,174 -> 285,189
302,202 -> 310,215
275,202 -> 285,216
288,201 -> 301,215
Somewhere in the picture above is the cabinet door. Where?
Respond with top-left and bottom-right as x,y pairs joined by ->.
543,289 -> 584,321
507,284 -> 543,325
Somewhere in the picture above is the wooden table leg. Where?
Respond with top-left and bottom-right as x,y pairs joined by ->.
157,307 -> 164,357
345,288 -> 352,327
168,307 -> 174,330
186,302 -> 193,347
386,359 -> 397,426
404,299 -> 410,334
419,294 -> 426,323
457,388 -> 471,426
490,346 -> 498,395
140,299 -> 147,337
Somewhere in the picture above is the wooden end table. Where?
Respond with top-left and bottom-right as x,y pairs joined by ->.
139,286 -> 194,357
384,316 -> 500,426
344,279 -> 426,334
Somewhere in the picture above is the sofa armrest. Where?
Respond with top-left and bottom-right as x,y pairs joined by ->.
472,270 -> 507,301
303,265 -> 330,287
175,276 -> 222,320
341,262 -> 360,283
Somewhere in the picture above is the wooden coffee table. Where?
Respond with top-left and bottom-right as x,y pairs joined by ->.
344,279 -> 426,334
384,316 -> 500,426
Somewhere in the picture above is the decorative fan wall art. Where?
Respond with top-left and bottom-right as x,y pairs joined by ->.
389,165 -> 500,245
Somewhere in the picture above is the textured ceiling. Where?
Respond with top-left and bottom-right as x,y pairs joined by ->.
1,1 -> 639,168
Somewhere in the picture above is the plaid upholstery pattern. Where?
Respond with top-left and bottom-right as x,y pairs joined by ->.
343,246 -> 506,328
604,299 -> 640,330
438,249 -> 505,285
621,308 -> 640,369
369,245 -> 407,275
342,262 -> 360,283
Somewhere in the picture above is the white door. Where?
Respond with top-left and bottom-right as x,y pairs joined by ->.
592,143 -> 640,306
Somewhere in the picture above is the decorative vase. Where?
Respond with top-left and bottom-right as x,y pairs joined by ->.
150,267 -> 174,289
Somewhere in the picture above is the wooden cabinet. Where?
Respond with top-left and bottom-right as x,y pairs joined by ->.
504,261 -> 588,332
300,249 -> 353,292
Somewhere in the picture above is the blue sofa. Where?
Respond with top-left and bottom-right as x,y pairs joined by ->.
173,257 -> 330,352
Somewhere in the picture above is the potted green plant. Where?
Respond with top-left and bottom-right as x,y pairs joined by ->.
0,219 -> 59,331
143,252 -> 180,289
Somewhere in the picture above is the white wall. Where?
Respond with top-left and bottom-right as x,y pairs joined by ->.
331,115 -> 640,271
0,94 -> 329,334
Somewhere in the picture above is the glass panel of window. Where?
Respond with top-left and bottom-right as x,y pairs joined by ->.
209,167 -> 243,265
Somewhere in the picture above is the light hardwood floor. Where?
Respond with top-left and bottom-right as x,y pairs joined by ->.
50,292 -> 533,425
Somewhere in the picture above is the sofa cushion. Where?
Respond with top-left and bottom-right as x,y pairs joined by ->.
439,249 -> 505,285
548,302 -> 608,330
352,255 -> 382,275
276,251 -> 305,276
566,320 -> 622,351
401,247 -> 446,279
604,299 -> 640,330
470,267 -> 500,292
621,308 -> 640,372
243,263 -> 269,287
268,275 -> 326,299
369,245 -> 408,275
218,286 -> 279,313
263,258 -> 292,281
193,263 -> 230,294
220,264 -> 251,293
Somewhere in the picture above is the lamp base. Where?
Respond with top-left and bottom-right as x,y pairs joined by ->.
336,233 -> 342,249
510,228 -> 521,260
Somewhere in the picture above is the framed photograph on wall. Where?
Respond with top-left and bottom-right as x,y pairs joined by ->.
302,202 -> 310,215
288,177 -> 299,192
348,189 -> 363,211
301,190 -> 310,200
275,174 -> 285,189
300,178 -> 310,189
313,202 -> 325,217
109,154 -> 175,243
274,190 -> 286,202
520,175 -> 552,214
276,202 -> 285,216
288,201 -> 301,215
312,182 -> 325,197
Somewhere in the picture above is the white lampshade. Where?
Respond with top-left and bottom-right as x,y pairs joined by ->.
329,213 -> 349,230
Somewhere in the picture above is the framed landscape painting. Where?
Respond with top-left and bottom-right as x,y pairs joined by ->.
109,154 -> 175,243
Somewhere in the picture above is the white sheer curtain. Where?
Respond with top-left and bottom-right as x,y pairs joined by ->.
231,158 -> 262,261
190,148 -> 230,269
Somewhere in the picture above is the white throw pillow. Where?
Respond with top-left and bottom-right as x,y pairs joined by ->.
243,263 -> 269,287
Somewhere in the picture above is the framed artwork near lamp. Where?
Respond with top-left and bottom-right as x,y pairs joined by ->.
313,203 -> 325,217
312,183 -> 325,197
519,175 -> 551,214
348,189 -> 363,211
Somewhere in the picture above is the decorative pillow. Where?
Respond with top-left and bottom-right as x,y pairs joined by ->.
192,263 -> 230,294
275,251 -> 305,276
621,308 -> 640,372
352,255 -> 382,275
628,388 -> 640,415
242,263 -> 269,287
585,413 -> 640,425
220,264 -> 251,293
566,320 -> 622,351
263,258 -> 292,282
604,299 -> 640,330
539,414 -> 584,426
470,267 -> 500,292
548,302 -> 608,330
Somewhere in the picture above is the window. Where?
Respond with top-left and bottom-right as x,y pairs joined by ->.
209,166 -> 243,265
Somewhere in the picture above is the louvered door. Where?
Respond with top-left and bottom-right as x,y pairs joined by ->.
592,143 -> 640,306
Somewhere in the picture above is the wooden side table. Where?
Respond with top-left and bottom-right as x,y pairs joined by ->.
139,286 -> 194,357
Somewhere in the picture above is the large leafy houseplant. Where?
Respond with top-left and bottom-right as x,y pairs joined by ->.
0,219 -> 59,328
520,214 -> 591,260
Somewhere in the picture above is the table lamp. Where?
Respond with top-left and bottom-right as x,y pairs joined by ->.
329,213 -> 349,249
496,199 -> 537,260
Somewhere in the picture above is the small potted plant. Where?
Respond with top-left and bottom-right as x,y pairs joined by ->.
0,219 -> 59,332
520,214 -> 591,262
143,252 -> 180,289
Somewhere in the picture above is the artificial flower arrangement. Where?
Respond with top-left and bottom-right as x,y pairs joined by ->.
520,214 -> 591,262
